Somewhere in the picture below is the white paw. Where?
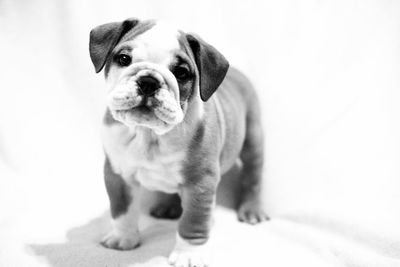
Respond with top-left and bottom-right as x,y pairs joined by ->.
168,250 -> 209,267
168,235 -> 211,267
101,230 -> 140,250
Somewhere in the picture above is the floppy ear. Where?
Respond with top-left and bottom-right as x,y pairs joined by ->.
89,18 -> 139,73
186,34 -> 229,101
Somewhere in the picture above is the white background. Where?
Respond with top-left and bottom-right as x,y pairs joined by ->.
0,0 -> 400,266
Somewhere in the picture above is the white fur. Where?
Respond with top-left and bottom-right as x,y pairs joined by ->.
101,124 -> 185,193
102,184 -> 141,250
133,22 -> 180,66
169,234 -> 212,267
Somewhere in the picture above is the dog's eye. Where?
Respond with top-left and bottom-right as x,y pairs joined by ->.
173,66 -> 191,81
117,54 -> 131,67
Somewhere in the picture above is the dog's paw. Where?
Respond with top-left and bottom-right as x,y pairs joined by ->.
168,250 -> 209,267
237,200 -> 269,224
100,230 -> 140,250
168,235 -> 211,267
150,202 -> 182,219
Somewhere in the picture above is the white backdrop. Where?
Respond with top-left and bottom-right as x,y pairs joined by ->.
1,0 -> 400,266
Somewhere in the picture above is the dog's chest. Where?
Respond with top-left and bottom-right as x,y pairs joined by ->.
102,124 -> 185,193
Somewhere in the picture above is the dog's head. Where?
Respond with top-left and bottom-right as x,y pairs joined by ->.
89,18 -> 229,134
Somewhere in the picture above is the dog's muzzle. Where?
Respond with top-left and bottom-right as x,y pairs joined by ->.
108,62 -> 184,133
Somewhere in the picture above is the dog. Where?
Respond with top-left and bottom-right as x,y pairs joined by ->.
89,18 -> 268,267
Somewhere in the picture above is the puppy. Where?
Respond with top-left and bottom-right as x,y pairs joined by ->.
89,18 -> 268,267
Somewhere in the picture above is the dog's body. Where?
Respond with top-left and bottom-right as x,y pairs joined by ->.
90,18 -> 267,267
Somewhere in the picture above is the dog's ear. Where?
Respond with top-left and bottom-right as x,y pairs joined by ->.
89,18 -> 139,73
186,34 -> 229,102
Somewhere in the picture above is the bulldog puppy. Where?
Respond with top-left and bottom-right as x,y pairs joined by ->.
89,18 -> 268,267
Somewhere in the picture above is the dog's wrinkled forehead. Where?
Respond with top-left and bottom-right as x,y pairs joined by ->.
114,21 -> 184,66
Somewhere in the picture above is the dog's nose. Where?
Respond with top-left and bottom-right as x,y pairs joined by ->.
137,76 -> 160,96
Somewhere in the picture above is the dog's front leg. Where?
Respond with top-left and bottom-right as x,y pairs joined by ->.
101,157 -> 141,250
169,170 -> 218,267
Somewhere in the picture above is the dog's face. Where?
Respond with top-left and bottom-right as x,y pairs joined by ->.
89,18 -> 229,134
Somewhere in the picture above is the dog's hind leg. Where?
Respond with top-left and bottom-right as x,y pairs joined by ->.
237,101 -> 269,224
150,192 -> 182,219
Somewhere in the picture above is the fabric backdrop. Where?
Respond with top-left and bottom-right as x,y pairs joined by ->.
1,0 -> 400,266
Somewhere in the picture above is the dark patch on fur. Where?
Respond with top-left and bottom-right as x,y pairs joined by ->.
182,122 -> 216,184
104,156 -> 132,218
150,192 -> 182,219
190,121 -> 205,148
176,31 -> 198,102
186,34 -> 229,101
178,184 -> 216,242
149,134 -> 159,148
90,18 -> 140,73
103,19 -> 156,77
168,51 -> 195,102
119,19 -> 156,43
178,121 -> 219,243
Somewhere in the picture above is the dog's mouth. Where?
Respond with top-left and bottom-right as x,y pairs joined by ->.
134,105 -> 151,113
124,105 -> 152,117
124,99 -> 155,120
112,90 -> 182,122
112,97 -> 157,120
108,64 -> 184,134
109,80 -> 183,135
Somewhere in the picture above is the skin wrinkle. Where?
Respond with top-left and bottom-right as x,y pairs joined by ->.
107,61 -> 183,133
